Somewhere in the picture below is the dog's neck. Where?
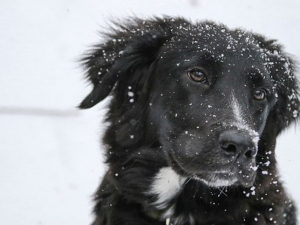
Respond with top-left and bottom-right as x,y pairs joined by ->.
145,157 -> 279,224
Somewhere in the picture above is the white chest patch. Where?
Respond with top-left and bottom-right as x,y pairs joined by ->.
148,167 -> 186,210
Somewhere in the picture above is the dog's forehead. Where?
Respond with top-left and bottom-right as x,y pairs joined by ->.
168,23 -> 261,60
163,23 -> 276,81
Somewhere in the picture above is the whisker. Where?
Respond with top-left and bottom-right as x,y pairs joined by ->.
185,177 -> 193,185
217,187 -> 228,197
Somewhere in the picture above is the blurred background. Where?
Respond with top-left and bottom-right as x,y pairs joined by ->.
0,0 -> 299,224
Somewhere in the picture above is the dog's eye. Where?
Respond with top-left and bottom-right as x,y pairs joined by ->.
187,68 -> 207,83
253,89 -> 266,100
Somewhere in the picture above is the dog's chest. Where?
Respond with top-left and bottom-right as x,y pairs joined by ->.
148,167 -> 196,224
148,167 -> 186,209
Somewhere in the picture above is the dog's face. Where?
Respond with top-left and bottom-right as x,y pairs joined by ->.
80,18 -> 299,189
150,31 -> 279,187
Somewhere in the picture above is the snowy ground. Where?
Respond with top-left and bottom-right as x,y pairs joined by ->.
0,0 -> 299,224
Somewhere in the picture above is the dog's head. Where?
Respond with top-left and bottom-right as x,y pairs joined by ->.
80,17 -> 299,188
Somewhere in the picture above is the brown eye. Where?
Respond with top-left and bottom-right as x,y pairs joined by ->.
253,89 -> 266,100
187,68 -> 207,83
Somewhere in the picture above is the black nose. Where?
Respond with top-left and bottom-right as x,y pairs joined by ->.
219,130 -> 257,160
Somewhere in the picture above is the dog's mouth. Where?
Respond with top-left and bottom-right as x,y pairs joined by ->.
168,151 -> 256,188
192,169 -> 256,188
192,172 -> 239,187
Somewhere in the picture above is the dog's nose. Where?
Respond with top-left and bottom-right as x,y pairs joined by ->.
219,130 -> 257,160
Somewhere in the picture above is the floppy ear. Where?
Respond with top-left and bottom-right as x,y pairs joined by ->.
79,17 -> 173,109
253,34 -> 300,135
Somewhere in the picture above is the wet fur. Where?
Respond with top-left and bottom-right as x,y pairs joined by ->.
79,17 -> 299,225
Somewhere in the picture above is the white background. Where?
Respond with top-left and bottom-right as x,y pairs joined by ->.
0,0 -> 299,224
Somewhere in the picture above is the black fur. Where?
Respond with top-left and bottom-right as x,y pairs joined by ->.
79,17 -> 300,225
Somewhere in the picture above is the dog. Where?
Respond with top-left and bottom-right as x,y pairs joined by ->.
79,17 -> 299,225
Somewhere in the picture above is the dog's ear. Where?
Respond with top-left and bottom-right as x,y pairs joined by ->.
253,34 -> 300,135
79,17 -> 173,109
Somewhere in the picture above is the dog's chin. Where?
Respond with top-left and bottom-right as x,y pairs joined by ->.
168,152 -> 256,188
192,173 -> 238,187
192,172 -> 256,188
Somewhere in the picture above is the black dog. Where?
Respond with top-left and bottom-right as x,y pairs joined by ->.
79,17 -> 299,225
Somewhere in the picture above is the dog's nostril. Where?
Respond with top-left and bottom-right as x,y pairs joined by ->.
244,148 -> 257,158
222,143 -> 237,156
245,149 -> 253,158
